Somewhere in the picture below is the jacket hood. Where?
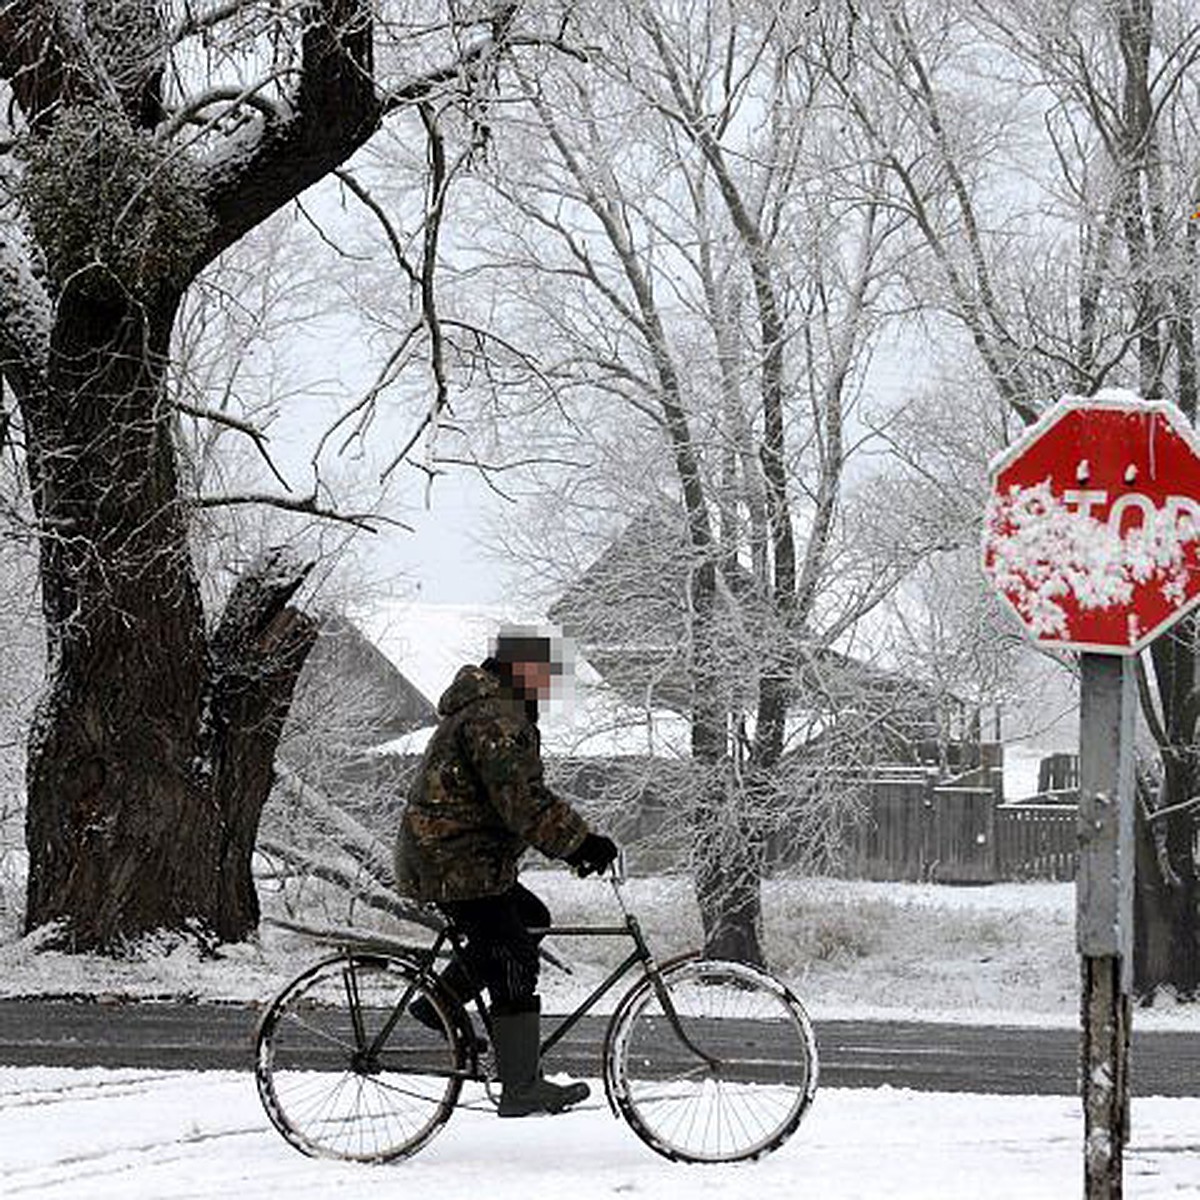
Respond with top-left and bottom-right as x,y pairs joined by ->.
436,661 -> 539,722
437,664 -> 501,716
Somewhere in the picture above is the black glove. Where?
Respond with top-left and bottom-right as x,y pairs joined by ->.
565,832 -> 619,877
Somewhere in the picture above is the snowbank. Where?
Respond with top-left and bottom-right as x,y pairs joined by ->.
1,873 -> 1197,1030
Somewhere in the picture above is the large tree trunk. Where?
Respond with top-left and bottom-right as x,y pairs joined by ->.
20,289 -> 315,951
0,0 -> 469,954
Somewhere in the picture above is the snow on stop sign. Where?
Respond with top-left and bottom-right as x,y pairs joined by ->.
982,390 -> 1200,653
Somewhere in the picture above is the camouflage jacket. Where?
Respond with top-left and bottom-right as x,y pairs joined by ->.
394,663 -> 590,903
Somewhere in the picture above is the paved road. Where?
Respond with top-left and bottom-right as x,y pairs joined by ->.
0,1000 -> 1195,1096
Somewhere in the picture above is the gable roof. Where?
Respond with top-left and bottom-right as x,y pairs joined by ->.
358,599 -> 690,759
547,504 -> 959,723
291,612 -> 438,745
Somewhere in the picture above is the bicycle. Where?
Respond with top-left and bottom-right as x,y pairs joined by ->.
254,864 -> 819,1165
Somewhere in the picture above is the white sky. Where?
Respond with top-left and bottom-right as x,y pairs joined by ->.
258,172 -> 933,612
265,306 -> 524,608
304,333 -> 926,607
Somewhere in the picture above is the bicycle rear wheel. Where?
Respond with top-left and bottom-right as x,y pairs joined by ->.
604,957 -> 817,1163
255,952 -> 465,1162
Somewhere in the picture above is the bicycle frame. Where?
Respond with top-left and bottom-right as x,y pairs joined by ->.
352,870 -> 720,1076
525,918 -> 652,1059
529,884 -> 718,1070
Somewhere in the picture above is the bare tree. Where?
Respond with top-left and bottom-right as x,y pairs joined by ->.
0,0 -> 533,950
823,0 -> 1200,997
444,0 -> 945,963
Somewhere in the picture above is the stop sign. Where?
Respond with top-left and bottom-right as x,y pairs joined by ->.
982,390 -> 1200,653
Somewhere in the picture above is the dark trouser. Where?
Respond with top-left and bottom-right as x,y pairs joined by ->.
438,882 -> 550,1011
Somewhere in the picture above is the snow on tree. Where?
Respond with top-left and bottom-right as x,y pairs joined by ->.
821,0 -> 1200,998
0,0 -> 526,951
414,0 -> 957,965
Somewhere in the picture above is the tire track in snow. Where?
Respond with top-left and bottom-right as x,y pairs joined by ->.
0,1072 -> 180,1111
1,1124 -> 264,1195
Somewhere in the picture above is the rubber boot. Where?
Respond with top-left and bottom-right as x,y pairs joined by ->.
493,998 -> 590,1117
410,959 -> 487,1052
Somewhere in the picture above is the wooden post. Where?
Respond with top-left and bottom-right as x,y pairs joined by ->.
1077,653 -> 1136,1198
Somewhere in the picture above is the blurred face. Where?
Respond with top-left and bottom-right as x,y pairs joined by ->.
510,658 -> 554,700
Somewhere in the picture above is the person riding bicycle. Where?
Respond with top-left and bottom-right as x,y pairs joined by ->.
394,623 -> 619,1118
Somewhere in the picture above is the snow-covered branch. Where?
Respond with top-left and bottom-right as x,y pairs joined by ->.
196,1 -> 524,275
168,0 -> 266,46
272,763 -> 396,886
193,488 -> 410,533
174,399 -> 292,492
157,83 -> 292,146
1145,793 -> 1200,824
258,836 -> 413,922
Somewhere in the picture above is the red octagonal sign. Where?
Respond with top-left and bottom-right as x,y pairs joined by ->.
982,391 -> 1200,654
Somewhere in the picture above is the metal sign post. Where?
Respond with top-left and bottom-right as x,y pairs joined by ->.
1077,653 -> 1136,1198
980,391 -> 1200,1198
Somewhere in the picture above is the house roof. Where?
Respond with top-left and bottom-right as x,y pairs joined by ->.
295,612 -> 438,742
547,504 -> 961,721
358,600 -> 690,759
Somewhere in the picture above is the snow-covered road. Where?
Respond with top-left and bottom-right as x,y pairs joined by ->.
1,1067 -> 1197,1199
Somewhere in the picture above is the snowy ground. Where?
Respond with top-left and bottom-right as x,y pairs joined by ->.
2,872 -> 1197,1030
1,1067 -> 1198,1199
3,874 -> 1199,1194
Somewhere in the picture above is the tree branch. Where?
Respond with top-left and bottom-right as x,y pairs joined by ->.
258,837 -> 418,924
272,763 -> 396,886
197,0 -> 382,272
193,490 -> 409,533
0,0 -> 104,129
174,400 -> 292,493
156,83 -> 291,145
197,1 -> 519,274
168,0 -> 264,46
334,168 -> 421,286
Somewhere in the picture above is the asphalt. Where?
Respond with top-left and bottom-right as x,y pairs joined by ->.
0,1000 -> 1195,1097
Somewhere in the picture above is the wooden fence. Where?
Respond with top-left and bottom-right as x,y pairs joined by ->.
844,776 -> 1079,883
995,803 -> 1078,882
371,752 -> 1079,883
845,779 -> 997,883
591,768 -> 1082,883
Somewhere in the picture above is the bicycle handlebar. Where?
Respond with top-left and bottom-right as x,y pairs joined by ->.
612,848 -> 627,885
568,843 -> 626,883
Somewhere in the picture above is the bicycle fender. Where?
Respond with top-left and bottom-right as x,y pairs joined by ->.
600,950 -> 703,1118
256,949 -> 449,1040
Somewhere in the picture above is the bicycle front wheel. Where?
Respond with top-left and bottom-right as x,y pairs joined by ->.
604,957 -> 818,1163
255,952 -> 464,1162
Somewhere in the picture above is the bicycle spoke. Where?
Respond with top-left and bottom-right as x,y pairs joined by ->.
606,959 -> 817,1162
363,1071 -> 457,1107
256,954 -> 464,1162
273,1009 -> 359,1055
